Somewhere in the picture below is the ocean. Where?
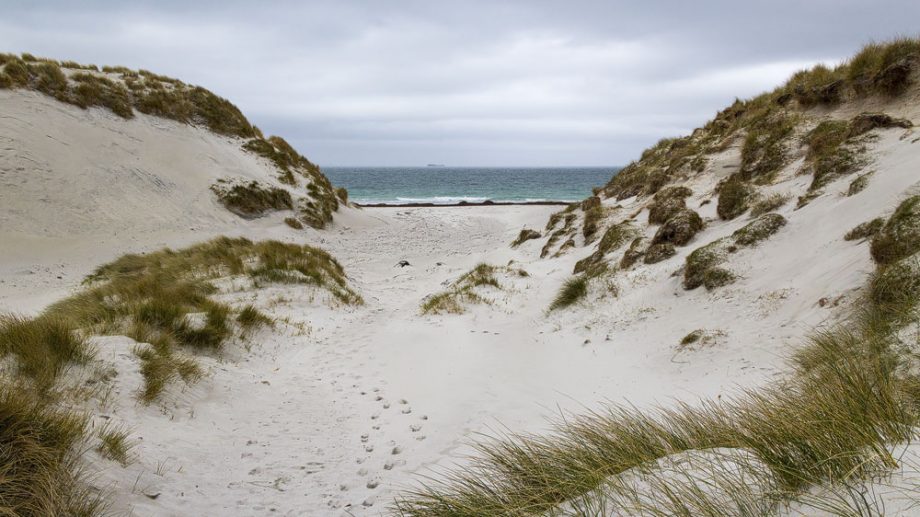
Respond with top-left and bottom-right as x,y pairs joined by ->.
323,167 -> 618,205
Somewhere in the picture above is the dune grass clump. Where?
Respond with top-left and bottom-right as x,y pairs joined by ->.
422,263 -> 524,315
237,304 -> 272,329
511,228 -> 541,248
549,276 -> 588,311
0,315 -> 93,391
0,388 -> 102,517
845,217 -> 885,241
573,222 -> 638,275
739,111 -> 798,182
732,213 -> 787,246
582,205 -> 604,243
870,195 -> 920,265
96,425 -> 133,466
70,72 -> 133,118
848,172 -> 873,196
642,243 -> 676,265
38,237 -> 358,401
210,181 -> 293,219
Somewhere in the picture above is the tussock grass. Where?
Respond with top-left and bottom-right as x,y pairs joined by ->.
211,181 -> 293,219
650,208 -> 703,247
422,264 -> 524,315
549,276 -> 588,311
0,315 -> 92,391
0,388 -> 102,516
96,424 -> 133,466
237,304 -> 272,329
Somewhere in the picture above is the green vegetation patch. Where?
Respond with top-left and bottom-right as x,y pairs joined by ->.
749,192 -> 789,217
683,238 -> 734,290
421,264 -> 526,315
573,222 -> 638,276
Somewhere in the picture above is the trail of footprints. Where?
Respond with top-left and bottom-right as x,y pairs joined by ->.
344,384 -> 429,511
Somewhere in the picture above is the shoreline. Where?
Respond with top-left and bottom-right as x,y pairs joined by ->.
356,200 -> 573,208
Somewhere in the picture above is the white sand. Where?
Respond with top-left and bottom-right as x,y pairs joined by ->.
2,85 -> 920,515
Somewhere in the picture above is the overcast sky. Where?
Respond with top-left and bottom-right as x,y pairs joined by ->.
2,1 -> 918,166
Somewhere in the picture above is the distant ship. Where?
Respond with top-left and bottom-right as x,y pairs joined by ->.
426,163 -> 445,167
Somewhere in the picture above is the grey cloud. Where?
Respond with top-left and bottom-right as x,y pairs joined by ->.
1,1 -> 918,165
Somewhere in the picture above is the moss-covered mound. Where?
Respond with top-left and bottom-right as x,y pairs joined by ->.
683,239 -> 734,290
717,177 -> 752,220
651,208 -> 704,246
733,213 -> 787,246
648,186 -> 693,225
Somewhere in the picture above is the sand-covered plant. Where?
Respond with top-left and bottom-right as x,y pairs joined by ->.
422,264 -> 527,315
647,186 -> 693,225
732,213 -> 787,246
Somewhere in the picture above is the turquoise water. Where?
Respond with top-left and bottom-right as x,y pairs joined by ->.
323,167 -> 618,205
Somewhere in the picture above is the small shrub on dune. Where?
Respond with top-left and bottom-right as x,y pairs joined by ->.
648,186 -> 693,226
870,195 -> 920,265
844,217 -> 884,241
716,177 -> 752,220
683,239 -> 733,290
573,222 -> 637,275
335,186 -> 349,204
869,254 -> 920,320
549,276 -> 588,311
847,173 -> 872,196
619,237 -> 646,269
651,208 -> 704,246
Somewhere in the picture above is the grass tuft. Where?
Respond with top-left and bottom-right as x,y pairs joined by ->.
549,276 -> 588,311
